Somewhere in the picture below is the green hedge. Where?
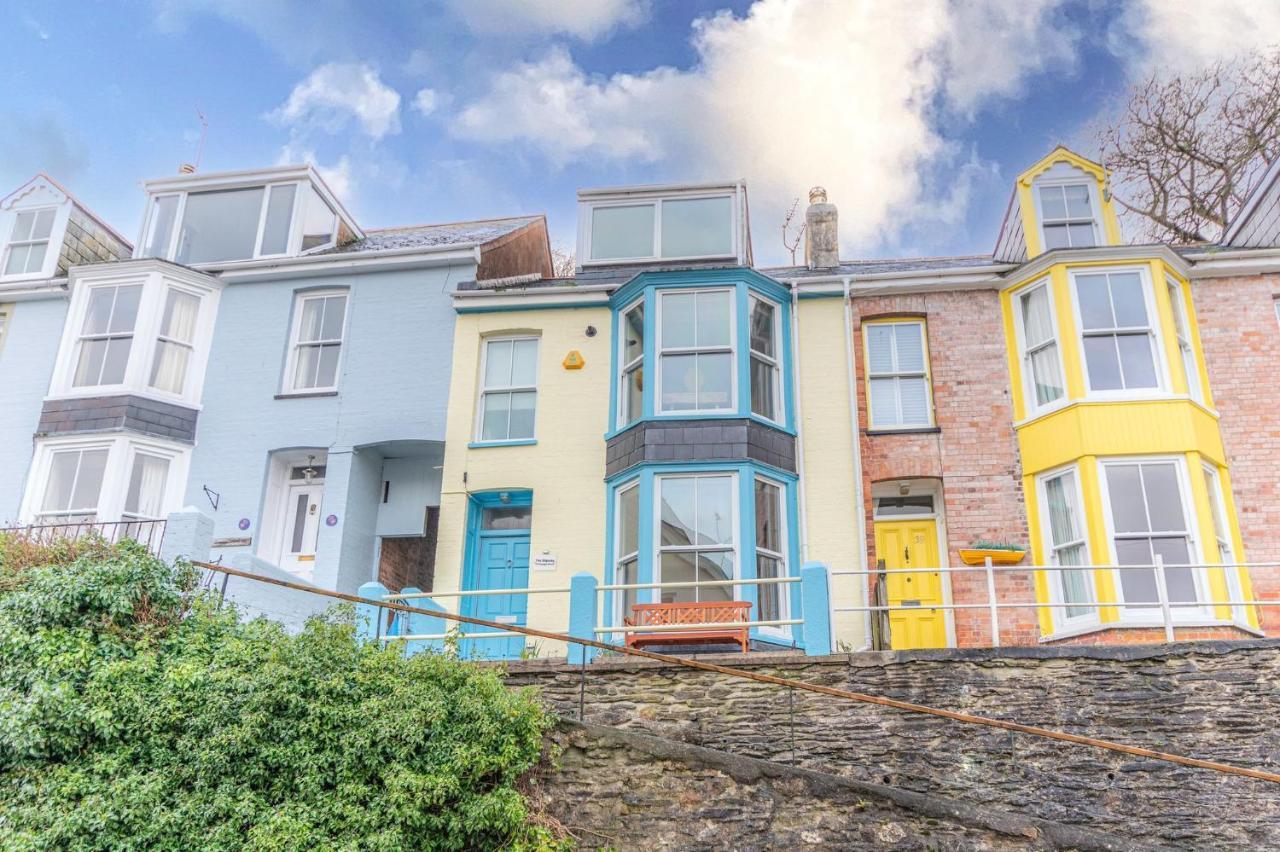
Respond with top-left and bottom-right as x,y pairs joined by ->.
0,541 -> 564,850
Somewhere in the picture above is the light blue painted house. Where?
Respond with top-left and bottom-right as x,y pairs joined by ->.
1,164 -> 552,602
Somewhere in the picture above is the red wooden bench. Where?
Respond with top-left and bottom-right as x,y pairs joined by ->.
623,601 -> 752,653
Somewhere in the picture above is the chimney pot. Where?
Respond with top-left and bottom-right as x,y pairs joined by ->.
178,163 -> 196,175
804,185 -> 839,270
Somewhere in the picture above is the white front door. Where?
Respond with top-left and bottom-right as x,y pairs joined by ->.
280,481 -> 323,579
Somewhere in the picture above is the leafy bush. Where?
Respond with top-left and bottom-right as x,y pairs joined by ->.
0,542 -> 564,850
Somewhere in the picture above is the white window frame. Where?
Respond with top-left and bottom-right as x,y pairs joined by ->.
617,298 -> 645,428
653,472 -> 741,605
473,335 -> 540,442
655,287 -> 737,416
1011,278 -> 1068,417
612,479 -> 641,625
748,295 -> 783,424
1201,462 -> 1247,624
2,205 -> 59,279
1097,455 -> 1211,624
1035,464 -> 1098,633
70,282 -> 144,391
1165,274 -> 1203,404
282,288 -> 350,395
863,319 -> 934,430
578,188 -> 742,266
0,303 -> 12,356
753,474 -> 791,638
19,434 -> 189,527
1068,265 -> 1170,400
1035,179 -> 1101,250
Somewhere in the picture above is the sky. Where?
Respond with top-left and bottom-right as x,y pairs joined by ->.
1,0 -> 1278,266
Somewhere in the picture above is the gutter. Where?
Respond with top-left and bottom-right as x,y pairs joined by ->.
789,285 -> 810,565
214,246 -> 481,282
1182,246 -> 1280,278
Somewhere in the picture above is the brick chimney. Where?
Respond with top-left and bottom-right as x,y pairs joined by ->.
804,186 -> 839,270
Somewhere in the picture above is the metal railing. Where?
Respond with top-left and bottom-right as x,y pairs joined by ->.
595,576 -> 801,637
381,585 -> 571,645
0,518 -> 167,556
831,556 -> 1277,647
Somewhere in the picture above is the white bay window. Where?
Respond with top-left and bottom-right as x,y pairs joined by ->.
581,184 -> 744,265
1074,269 -> 1162,394
73,284 -> 142,387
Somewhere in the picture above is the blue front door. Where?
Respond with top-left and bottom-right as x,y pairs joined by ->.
465,525 -> 530,660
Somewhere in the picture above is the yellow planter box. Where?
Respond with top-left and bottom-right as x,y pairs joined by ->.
958,548 -> 1026,566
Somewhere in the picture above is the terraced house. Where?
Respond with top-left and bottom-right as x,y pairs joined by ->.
431,147 -> 1280,656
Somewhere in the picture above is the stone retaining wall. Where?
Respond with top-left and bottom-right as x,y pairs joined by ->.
507,641 -> 1280,848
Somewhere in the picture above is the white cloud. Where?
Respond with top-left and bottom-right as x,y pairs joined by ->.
1113,0 -> 1280,73
270,62 -> 401,140
445,0 -> 648,41
454,0 -> 1076,257
412,88 -> 439,117
277,144 -> 355,199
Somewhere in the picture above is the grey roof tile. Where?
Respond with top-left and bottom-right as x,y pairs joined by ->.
319,216 -> 542,255
761,254 -> 1004,279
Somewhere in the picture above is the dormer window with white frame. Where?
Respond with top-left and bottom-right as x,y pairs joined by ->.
579,182 -> 747,266
3,207 -> 57,277
138,168 -> 349,266
1037,182 -> 1099,250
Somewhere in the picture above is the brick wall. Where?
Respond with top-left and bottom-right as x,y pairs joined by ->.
1191,271 -> 1280,634
848,290 -> 1033,645
377,508 -> 439,592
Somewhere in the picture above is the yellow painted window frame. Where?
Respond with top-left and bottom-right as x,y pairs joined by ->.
860,317 -> 935,431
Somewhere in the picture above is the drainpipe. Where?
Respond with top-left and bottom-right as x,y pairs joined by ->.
789,283 -> 810,564
842,277 -> 872,650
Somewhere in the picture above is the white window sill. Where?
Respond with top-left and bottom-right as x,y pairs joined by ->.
275,390 -> 339,400
1039,617 -> 1263,643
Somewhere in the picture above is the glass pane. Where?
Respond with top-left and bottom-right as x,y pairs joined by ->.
618,486 -> 639,557
1042,224 -> 1070,250
73,338 -> 107,386
619,557 -> 638,615
42,452 -> 81,512
481,392 -> 511,440
897,377 -> 929,425
750,299 -> 775,357
319,295 -> 346,340
696,352 -> 733,410
298,298 -> 325,343
484,339 -> 514,387
623,365 -> 643,422
1152,537 -> 1197,601
622,305 -> 644,364
1075,275 -> 1113,330
125,453 -> 169,517
109,285 -> 142,334
507,390 -> 536,439
660,196 -> 732,258
1082,336 -> 1123,390
697,552 -> 735,602
293,344 -> 320,390
756,554 -> 782,621
149,340 -> 191,394
1108,273 -> 1147,327
659,551 -> 697,603
1044,473 -> 1077,547
695,290 -> 731,348
660,353 -> 696,411
1141,463 -> 1184,531
176,187 -> 265,264
290,493 -> 308,553
1116,333 -> 1158,388
1039,185 -> 1066,220
1020,287 -> 1052,348
1115,538 -> 1156,604
3,244 -> 29,276
659,477 -> 696,547
661,292 -> 695,348
754,479 -> 782,551
32,208 -> 55,240
866,325 -> 895,374
591,204 -> 654,260
482,506 -> 532,530
12,210 -> 36,241
510,339 -> 538,387
25,242 -> 47,273
260,184 -> 297,255
314,344 -> 341,388
160,289 -> 200,343
750,355 -> 776,420
869,377 -> 899,426
894,324 -> 925,372
70,449 -> 108,511
1058,543 -> 1091,618
873,495 -> 934,517
696,476 -> 734,546
300,184 -> 335,251
144,196 -> 179,258
1068,223 -> 1096,247
1029,344 -> 1064,405
1064,184 -> 1092,218
99,337 -> 133,385
1106,464 -> 1149,533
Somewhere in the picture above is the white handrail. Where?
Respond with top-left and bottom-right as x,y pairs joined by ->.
596,618 -> 801,634
597,576 -> 799,592
829,561 -> 1280,576
387,586 -> 571,600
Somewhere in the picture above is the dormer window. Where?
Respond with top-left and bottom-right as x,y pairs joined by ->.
1038,183 -> 1097,249
580,184 -> 744,265
3,207 -> 56,276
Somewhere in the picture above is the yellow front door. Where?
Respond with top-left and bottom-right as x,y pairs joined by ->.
875,519 -> 947,649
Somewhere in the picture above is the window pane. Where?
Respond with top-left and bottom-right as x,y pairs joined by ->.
697,552 -> 735,602
32,208 -> 55,241
619,557 -> 638,614
696,476 -> 734,546
1068,223 -> 1096,247
176,187 -> 265,264
618,486 -> 639,556
73,338 -> 108,386
659,551 -> 697,603
42,452 -> 81,512
319,295 -> 347,340
290,493 -> 308,553
125,454 -> 169,518
482,506 -> 532,530
660,354 -> 696,411
869,377 -> 899,426
898,377 -> 929,425
1108,272 -> 1147,327
1141,463 -> 1184,531
12,210 -> 37,241
866,325 -> 895,374
894,324 -> 925,372
1029,344 -> 1064,405
754,479 -> 782,552
507,390 -> 536,439
481,392 -> 511,440
1039,186 -> 1067,220
1082,336 -> 1123,390
1115,539 -> 1157,604
1063,184 -> 1092,218
1116,333 -> 1158,388
160,289 -> 200,343
314,344 -> 341,388
70,449 -> 108,511
1152,537 -> 1197,601
660,196 -> 732,258
1020,287 -> 1053,348
659,478 -> 696,546
591,204 -> 654,260
696,352 -> 733,410
1042,224 -> 1070,250
149,341 -> 191,394
695,290 -> 731,347
510,339 -> 538,387
293,345 -> 320,390
99,338 -> 133,385
110,285 -> 142,334
144,196 -> 179,258
750,299 -> 775,357
750,355 -> 776,420
873,495 -> 934,517
1075,275 -> 1113,330
3,244 -> 30,276
661,292 -> 695,348
1105,464 -> 1149,533
1044,473 -> 1077,547
484,339 -> 514,387
622,305 -> 644,364
298,298 -> 325,343
623,365 -> 643,422
300,184 -> 336,251
260,184 -> 297,255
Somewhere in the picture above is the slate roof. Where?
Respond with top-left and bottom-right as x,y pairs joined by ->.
319,215 -> 542,255
761,254 -> 1007,280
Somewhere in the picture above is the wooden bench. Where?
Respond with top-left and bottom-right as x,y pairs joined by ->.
623,601 -> 752,653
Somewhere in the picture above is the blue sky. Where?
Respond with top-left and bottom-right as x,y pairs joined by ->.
1,0 -> 1274,265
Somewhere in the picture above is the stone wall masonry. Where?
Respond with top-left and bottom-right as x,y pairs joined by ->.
507,641 -> 1280,848
538,722 -> 1139,851
605,418 -> 796,477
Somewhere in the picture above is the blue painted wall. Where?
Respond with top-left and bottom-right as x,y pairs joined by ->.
187,262 -> 469,591
0,295 -> 68,522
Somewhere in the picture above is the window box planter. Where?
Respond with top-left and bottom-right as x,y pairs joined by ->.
958,548 -> 1026,566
